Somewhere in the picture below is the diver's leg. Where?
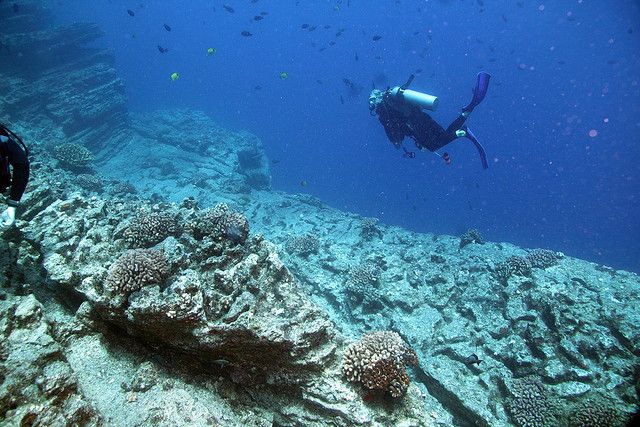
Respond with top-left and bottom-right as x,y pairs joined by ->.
445,115 -> 467,134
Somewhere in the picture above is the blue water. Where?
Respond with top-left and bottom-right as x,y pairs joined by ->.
53,0 -> 640,273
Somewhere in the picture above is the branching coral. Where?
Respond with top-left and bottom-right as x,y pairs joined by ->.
345,263 -> 381,307
186,203 -> 249,244
104,249 -> 169,297
53,143 -> 94,169
123,211 -> 181,248
342,331 -> 418,398
285,233 -> 320,257
526,249 -> 564,269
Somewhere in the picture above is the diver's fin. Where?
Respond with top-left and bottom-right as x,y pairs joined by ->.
463,127 -> 488,169
462,71 -> 491,113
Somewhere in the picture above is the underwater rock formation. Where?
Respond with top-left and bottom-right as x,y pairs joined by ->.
0,295 -> 101,426
271,203 -> 640,426
130,110 -> 271,191
0,3 -> 128,150
0,164 -> 428,425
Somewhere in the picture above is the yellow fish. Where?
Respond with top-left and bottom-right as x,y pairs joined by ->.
207,47 -> 216,55
279,71 -> 288,80
170,72 -> 179,81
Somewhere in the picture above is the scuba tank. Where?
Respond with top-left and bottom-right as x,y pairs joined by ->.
388,74 -> 439,111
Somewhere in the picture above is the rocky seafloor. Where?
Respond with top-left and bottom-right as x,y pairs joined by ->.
1,2 -> 639,426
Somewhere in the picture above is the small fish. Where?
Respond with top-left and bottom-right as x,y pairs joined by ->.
271,159 -> 280,164
279,72 -> 288,80
328,41 -> 336,46
372,35 -> 382,41
126,9 -> 135,16
254,85 -> 263,90
324,25 -> 331,29
223,4 -> 235,13
340,95 -> 344,104
354,52 -> 359,61
157,45 -> 169,53
163,24 -> 172,31
254,15 -> 264,21
300,180 -> 308,187
170,72 -> 179,81
241,31 -> 253,37
463,353 -> 482,366
308,25 -> 317,31
207,47 -> 216,55
501,14 -> 508,23
260,11 -> 268,16
301,23 -> 309,29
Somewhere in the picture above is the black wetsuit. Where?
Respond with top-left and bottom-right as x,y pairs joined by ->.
0,136 -> 30,206
375,97 -> 467,152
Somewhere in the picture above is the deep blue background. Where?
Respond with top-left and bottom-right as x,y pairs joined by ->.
53,1 -> 640,272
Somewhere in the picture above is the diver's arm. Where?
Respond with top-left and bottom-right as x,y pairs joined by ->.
377,105 -> 406,147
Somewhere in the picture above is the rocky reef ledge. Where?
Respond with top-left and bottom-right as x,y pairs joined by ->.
1,148 -> 428,425
1,107 -> 639,426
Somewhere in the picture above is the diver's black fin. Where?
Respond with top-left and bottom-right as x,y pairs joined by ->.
463,72 -> 491,113
463,127 -> 488,170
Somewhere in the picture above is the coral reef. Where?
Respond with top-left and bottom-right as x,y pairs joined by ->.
566,397 -> 628,427
103,249 -> 169,305
505,378 -> 558,427
345,263 -> 382,308
123,210 -> 181,248
285,233 -> 320,257
53,143 -> 94,170
74,174 -> 104,192
459,228 -> 484,249
494,255 -> 533,282
186,203 -> 249,245
360,217 -> 382,240
526,248 -> 564,269
342,331 -> 418,398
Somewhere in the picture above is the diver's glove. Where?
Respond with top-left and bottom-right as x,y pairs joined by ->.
1,206 -> 16,228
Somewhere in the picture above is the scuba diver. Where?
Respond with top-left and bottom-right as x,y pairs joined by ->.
369,72 -> 491,169
0,123 -> 30,228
